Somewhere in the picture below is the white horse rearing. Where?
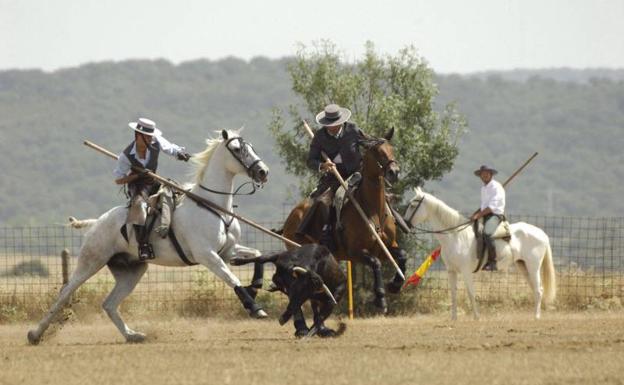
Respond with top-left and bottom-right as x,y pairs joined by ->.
403,187 -> 556,320
28,129 -> 270,345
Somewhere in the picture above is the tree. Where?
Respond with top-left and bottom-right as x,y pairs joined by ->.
268,41 -> 465,199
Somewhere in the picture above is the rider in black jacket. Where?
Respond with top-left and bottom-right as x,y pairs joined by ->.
297,104 -> 364,250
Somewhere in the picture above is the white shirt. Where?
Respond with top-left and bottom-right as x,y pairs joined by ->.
113,135 -> 184,179
480,179 -> 505,215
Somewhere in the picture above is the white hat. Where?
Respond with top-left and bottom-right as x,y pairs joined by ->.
128,118 -> 162,136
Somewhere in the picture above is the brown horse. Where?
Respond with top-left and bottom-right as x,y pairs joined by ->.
282,128 -> 406,313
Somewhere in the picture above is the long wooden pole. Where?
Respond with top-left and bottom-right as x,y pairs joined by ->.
301,121 -> 405,280
501,152 -> 538,188
83,140 -> 301,249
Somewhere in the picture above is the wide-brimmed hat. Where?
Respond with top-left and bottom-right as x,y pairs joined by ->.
128,118 -> 162,136
474,165 -> 498,176
315,104 -> 352,127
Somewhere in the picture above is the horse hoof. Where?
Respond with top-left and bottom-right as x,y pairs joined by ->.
294,328 -> 310,338
374,298 -> 388,315
27,330 -> 41,345
126,332 -> 146,343
251,309 -> 268,319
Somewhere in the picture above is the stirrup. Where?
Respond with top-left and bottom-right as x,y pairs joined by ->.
138,243 -> 154,261
483,260 -> 497,271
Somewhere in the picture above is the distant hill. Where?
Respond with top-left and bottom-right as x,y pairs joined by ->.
0,58 -> 622,225
464,68 -> 624,83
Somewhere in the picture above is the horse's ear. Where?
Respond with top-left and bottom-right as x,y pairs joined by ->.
384,127 -> 395,141
221,130 -> 229,140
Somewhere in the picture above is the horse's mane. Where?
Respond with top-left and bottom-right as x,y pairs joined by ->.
423,191 -> 468,228
190,129 -> 240,184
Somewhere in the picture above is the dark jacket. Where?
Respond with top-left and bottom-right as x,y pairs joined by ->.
306,122 -> 363,179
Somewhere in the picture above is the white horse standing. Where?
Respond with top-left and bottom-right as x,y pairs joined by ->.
28,129 -> 270,344
403,187 -> 556,320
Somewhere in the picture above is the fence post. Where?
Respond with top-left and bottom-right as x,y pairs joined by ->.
347,261 -> 354,320
61,248 -> 69,285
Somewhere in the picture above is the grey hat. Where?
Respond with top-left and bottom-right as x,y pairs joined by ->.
315,104 -> 352,127
474,165 -> 498,176
128,118 -> 162,137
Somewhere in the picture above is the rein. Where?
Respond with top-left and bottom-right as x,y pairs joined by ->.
409,220 -> 473,235
199,180 -> 259,196
406,196 -> 474,235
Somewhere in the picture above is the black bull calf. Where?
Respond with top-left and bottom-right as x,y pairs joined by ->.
231,244 -> 346,337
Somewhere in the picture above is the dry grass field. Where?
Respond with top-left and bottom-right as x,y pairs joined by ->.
1,311 -> 623,385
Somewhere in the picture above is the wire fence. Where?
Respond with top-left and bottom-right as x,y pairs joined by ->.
1,214 -> 623,315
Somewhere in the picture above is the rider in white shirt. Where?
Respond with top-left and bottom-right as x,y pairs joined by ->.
114,118 -> 191,260
471,165 -> 505,271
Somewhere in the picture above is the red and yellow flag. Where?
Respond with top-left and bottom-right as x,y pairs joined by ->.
403,247 -> 441,288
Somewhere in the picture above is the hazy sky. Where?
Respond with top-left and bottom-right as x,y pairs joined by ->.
1,0 -> 622,73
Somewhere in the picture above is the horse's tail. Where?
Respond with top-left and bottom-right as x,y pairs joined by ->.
541,241 -> 556,304
231,252 -> 280,266
68,216 -> 97,229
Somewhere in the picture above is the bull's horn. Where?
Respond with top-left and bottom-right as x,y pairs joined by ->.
322,284 -> 337,305
292,266 -> 307,277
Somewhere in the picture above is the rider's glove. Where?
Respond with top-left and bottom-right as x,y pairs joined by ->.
177,151 -> 191,162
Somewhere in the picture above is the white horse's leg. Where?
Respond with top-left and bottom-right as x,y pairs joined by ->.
28,255 -> 107,345
448,270 -> 458,321
196,250 -> 243,288
525,261 -> 544,319
461,268 -> 480,320
195,250 -> 267,318
230,244 -> 262,258
102,261 -> 148,343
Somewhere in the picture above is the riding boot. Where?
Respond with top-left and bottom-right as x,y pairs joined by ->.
134,224 -> 153,261
483,236 -> 497,271
319,224 -> 336,253
295,200 -> 322,237
319,206 -> 337,252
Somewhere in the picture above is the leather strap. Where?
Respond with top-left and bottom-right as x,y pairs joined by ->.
168,227 -> 198,266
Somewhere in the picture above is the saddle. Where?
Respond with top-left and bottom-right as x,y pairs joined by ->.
121,185 -> 182,243
474,217 -> 511,271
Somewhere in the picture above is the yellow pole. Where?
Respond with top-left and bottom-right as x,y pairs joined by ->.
347,261 -> 354,320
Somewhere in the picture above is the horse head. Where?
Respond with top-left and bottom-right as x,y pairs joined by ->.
403,186 -> 428,226
220,129 -> 269,185
359,127 -> 400,184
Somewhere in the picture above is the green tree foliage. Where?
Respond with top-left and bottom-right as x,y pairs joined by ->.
268,41 -> 465,196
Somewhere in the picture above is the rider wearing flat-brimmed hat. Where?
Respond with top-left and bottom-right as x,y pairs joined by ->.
296,104 -> 364,251
113,118 -> 191,260
471,165 -> 506,271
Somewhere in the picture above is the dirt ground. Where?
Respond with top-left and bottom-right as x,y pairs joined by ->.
1,311 -> 623,385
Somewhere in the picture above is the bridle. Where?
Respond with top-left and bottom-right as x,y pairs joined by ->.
363,138 -> 398,184
405,196 -> 474,235
198,136 -> 264,196
404,196 -> 425,226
